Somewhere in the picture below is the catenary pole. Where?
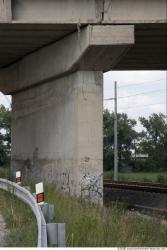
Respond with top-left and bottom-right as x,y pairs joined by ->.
114,81 -> 118,181
166,75 -> 167,124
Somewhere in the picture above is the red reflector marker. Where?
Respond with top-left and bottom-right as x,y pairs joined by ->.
37,193 -> 44,204
35,182 -> 44,205
16,171 -> 21,185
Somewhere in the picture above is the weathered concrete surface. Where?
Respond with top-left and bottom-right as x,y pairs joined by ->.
103,0 -> 167,24
8,0 -> 167,24
12,0 -> 102,23
0,25 -> 134,94
11,71 -> 103,202
0,213 -> 6,247
0,0 -> 11,22
104,188 -> 167,212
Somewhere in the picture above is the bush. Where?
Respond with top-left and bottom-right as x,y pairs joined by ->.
156,175 -> 167,184
0,166 -> 10,179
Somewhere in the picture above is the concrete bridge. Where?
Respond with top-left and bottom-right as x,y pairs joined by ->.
0,0 -> 167,202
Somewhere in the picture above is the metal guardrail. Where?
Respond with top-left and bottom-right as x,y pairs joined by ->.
0,178 -> 47,247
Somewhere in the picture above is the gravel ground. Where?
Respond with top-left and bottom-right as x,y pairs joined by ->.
0,213 -> 6,247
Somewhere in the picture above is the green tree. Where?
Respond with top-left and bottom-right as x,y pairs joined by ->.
0,104 -> 11,165
139,113 -> 167,170
103,109 -> 139,171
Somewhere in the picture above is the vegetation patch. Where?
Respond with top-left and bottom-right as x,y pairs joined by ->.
0,166 -> 10,179
104,110 -> 167,173
0,176 -> 167,247
0,190 -> 37,247
104,171 -> 167,184
44,184 -> 167,247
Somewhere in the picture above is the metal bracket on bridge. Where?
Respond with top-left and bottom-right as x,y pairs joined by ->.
47,223 -> 66,247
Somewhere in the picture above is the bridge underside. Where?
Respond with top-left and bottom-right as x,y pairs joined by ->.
0,0 -> 167,203
0,23 -> 166,71
115,23 -> 167,70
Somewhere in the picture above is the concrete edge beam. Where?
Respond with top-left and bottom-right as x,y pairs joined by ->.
2,0 -> 166,24
12,0 -> 103,23
103,0 -> 167,24
0,25 -> 134,94
0,0 -> 12,22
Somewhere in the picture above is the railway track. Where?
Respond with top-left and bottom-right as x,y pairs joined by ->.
104,180 -> 167,194
104,180 -> 167,212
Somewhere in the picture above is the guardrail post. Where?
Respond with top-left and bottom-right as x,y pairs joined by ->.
33,193 -> 36,199
41,203 -> 55,222
47,223 -> 66,247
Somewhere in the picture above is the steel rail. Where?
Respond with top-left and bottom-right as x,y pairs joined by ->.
0,178 -> 47,247
104,180 -> 167,194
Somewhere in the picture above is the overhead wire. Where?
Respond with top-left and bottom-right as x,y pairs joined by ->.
117,78 -> 166,89
104,77 -> 167,113
104,88 -> 166,101
118,88 -> 166,99
119,101 -> 166,110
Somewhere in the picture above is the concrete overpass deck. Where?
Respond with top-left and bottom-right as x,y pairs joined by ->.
0,0 -> 167,71
0,23 -> 76,68
0,23 -> 166,71
115,23 -> 167,70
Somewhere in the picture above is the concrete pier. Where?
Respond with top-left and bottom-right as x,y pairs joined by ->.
12,71 -> 103,201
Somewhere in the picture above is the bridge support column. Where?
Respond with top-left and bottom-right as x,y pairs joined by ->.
1,24 -> 134,203
11,70 -> 103,202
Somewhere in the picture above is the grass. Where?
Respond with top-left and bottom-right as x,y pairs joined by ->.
0,166 -> 10,179
16,178 -> 167,247
0,170 -> 167,247
104,171 -> 167,184
44,184 -> 167,247
0,190 -> 37,247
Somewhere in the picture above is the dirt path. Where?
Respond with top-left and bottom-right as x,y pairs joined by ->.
0,213 -> 6,247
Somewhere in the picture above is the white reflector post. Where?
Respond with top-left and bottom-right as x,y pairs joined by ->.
16,171 -> 21,184
35,182 -> 44,205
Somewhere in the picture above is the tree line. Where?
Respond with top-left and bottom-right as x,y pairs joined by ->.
104,109 -> 167,172
0,104 -> 167,172
0,105 -> 11,166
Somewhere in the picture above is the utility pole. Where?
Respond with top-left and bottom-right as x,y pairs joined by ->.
114,81 -> 118,181
166,76 -> 167,124
104,81 -> 118,181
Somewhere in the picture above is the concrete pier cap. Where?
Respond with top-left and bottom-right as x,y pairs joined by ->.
1,24 -> 134,204
0,25 -> 134,94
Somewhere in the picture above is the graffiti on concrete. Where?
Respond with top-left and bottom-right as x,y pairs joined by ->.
80,173 -> 103,202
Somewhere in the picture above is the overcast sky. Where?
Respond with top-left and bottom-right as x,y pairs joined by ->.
0,70 -> 166,132
104,70 -> 167,131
